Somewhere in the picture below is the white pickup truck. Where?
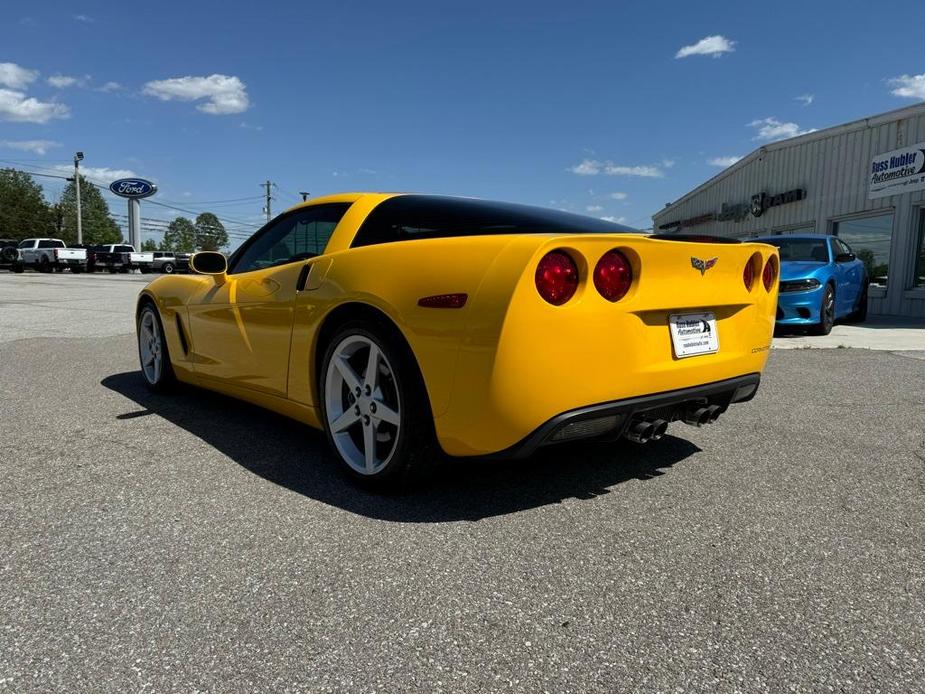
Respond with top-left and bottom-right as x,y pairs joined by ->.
91,244 -> 155,273
17,238 -> 87,273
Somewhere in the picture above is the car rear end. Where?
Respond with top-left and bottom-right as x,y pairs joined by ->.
53,247 -> 88,272
437,234 -> 778,456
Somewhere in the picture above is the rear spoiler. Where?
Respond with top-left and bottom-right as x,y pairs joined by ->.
649,234 -> 741,244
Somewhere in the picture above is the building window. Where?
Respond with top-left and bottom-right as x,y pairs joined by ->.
833,213 -> 894,288
915,209 -> 925,289
773,224 -> 815,235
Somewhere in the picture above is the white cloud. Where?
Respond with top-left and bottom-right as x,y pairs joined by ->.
49,164 -> 137,183
0,139 -> 60,155
795,93 -> 814,106
708,155 -> 743,167
73,14 -> 93,23
0,88 -> 69,123
888,73 -> 925,100
96,81 -> 122,93
675,35 -> 736,59
661,159 -> 676,168
586,205 -> 603,212
609,192 -> 628,200
570,159 -> 602,175
569,159 -> 663,178
748,117 -> 816,141
143,74 -> 250,115
601,216 -> 627,224
0,62 -> 39,89
46,75 -> 90,89
239,121 -> 263,131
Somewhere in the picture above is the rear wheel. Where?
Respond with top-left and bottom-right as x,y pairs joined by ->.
162,262 -> 175,274
812,284 -> 835,335
137,303 -> 175,391
40,256 -> 51,273
319,322 -> 436,487
847,281 -> 868,323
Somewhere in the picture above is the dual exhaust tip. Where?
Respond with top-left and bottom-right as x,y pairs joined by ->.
624,418 -> 669,444
625,405 -> 723,444
681,405 -> 723,427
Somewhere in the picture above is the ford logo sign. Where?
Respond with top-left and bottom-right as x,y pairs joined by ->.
109,178 -> 157,199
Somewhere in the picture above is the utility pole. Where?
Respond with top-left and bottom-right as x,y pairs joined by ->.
74,151 -> 84,244
262,180 -> 273,223
299,191 -> 310,202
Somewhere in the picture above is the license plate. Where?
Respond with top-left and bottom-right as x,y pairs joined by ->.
669,312 -> 719,358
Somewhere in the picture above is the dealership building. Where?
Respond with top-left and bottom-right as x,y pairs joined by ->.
652,103 -> 925,318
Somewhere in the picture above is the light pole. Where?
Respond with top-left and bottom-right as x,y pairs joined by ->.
299,191 -> 310,202
74,151 -> 84,245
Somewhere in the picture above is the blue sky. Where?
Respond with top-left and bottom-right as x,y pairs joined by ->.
2,0 -> 924,248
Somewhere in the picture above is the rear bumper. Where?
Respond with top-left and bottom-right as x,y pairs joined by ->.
494,373 -> 761,459
776,285 -> 824,324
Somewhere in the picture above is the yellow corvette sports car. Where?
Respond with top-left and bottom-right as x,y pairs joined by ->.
137,193 -> 778,485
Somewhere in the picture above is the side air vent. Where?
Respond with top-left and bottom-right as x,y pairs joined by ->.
175,314 -> 189,355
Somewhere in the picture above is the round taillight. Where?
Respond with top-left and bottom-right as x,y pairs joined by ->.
593,249 -> 633,302
535,250 -> 579,305
762,256 -> 778,291
743,259 -> 754,290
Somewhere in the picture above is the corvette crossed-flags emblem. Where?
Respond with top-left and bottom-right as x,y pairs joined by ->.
690,256 -> 718,276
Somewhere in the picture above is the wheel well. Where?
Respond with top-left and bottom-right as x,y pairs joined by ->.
313,302 -> 429,409
136,293 -> 157,319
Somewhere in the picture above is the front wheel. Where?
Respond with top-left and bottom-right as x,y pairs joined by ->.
137,303 -> 175,391
811,284 -> 835,335
162,262 -> 175,274
319,323 -> 436,487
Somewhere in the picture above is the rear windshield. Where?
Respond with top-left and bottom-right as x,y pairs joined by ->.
352,195 -> 635,248
760,237 -> 829,262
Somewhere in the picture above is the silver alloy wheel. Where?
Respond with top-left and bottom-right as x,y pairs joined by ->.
138,308 -> 163,385
324,334 -> 402,475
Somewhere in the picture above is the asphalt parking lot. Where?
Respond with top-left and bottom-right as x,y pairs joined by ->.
1,272 -> 924,693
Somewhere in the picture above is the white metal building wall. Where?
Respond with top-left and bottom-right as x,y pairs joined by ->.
652,104 -> 925,317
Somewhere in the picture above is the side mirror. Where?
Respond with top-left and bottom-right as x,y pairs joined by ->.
835,252 -> 855,263
191,251 -> 227,282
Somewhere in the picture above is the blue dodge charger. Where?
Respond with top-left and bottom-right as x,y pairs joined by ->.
753,234 -> 869,335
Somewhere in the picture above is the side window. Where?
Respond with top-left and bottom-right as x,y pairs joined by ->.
18,240 -> 33,249
229,203 -> 351,274
38,240 -> 55,249
117,245 -> 134,253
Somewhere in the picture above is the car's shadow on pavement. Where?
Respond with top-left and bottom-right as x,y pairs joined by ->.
102,372 -> 701,522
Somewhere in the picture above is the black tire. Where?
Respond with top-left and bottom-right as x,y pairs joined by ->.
40,256 -> 51,273
162,262 -> 175,274
811,284 -> 836,335
136,302 -> 175,392
72,267 -> 83,274
12,262 -> 24,273
318,320 -> 438,488
108,267 -> 117,274
0,246 -> 17,264
846,281 -> 868,323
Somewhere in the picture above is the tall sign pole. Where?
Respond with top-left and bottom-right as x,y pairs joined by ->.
109,178 -> 158,247
74,152 -> 84,245
127,198 -> 142,248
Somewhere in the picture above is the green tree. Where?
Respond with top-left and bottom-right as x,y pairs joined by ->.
194,212 -> 228,251
58,174 -> 122,245
140,238 -> 158,252
162,216 -> 197,252
0,168 -> 55,240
